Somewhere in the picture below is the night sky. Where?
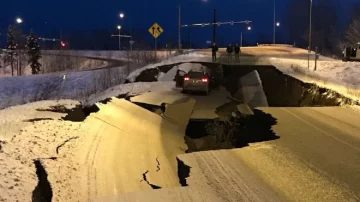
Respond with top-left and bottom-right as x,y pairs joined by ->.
0,0 -> 358,48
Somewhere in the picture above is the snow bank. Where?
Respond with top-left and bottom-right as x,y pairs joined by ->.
126,52 -> 209,82
269,58 -> 360,101
270,58 -> 360,87
86,81 -> 176,106
0,100 -> 81,202
0,66 -> 128,109
0,54 -> 108,77
43,50 -> 176,61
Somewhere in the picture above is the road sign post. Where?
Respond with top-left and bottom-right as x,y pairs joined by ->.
148,22 -> 164,62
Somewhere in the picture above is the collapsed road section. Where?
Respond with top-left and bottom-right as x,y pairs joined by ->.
33,62 -> 359,201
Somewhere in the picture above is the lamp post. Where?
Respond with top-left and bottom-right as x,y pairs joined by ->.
308,0 -> 313,69
117,25 -> 121,50
273,0 -> 276,44
241,26 -> 252,47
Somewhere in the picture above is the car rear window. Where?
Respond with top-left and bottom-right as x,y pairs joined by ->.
188,71 -> 205,78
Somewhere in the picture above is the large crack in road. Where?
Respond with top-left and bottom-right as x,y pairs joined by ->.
32,160 -> 53,202
36,62 -> 360,200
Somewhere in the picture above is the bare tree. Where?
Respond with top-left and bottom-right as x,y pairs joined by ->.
344,17 -> 360,45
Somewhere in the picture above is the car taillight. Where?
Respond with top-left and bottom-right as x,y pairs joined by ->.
201,77 -> 208,82
184,76 -> 190,81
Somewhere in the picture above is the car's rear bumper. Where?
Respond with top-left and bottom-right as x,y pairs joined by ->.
183,84 -> 209,92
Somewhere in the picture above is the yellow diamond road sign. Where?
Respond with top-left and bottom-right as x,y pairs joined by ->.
149,22 -> 164,39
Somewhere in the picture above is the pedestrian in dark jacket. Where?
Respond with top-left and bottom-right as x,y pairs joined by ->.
211,43 -> 218,62
226,44 -> 234,62
234,44 -> 240,63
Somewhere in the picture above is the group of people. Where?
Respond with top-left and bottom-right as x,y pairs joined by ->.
211,43 -> 242,63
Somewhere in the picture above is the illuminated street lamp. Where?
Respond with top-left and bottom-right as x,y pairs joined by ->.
16,17 -> 23,24
120,13 -> 125,19
276,22 -> 280,27
241,26 -> 252,47
117,25 -> 122,50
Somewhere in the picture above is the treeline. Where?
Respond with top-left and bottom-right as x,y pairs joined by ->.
287,0 -> 360,57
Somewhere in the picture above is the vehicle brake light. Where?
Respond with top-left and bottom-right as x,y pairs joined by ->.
184,76 -> 190,81
201,77 -> 208,82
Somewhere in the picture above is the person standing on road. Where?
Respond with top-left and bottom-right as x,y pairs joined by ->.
234,44 -> 240,63
226,44 -> 234,62
211,43 -> 218,62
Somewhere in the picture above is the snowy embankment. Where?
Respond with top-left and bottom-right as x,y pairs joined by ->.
43,50 -> 176,61
0,100 -> 82,202
0,53 -> 108,77
269,58 -> 360,101
0,66 -> 128,109
0,52 -> 208,110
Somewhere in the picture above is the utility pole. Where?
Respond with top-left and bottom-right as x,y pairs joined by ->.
213,9 -> 217,44
130,28 -> 133,52
241,32 -> 243,47
273,0 -> 276,44
178,4 -> 182,50
308,0 -> 312,69
189,27 -> 192,49
119,28 -> 121,50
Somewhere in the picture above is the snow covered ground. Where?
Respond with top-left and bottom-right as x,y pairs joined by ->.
0,80 -> 180,202
0,65 -> 129,109
0,52 -> 208,110
0,100 -> 81,202
0,53 -> 108,77
269,58 -> 360,101
43,50 -> 176,61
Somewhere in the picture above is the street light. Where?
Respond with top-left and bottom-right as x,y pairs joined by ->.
241,26 -> 252,47
120,13 -> 125,19
308,0 -> 313,69
276,22 -> 280,27
273,0 -> 276,44
16,17 -> 23,24
117,25 -> 121,50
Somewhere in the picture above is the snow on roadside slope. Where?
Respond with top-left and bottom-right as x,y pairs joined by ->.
126,52 -> 209,82
0,54 -> 108,77
269,58 -> 360,101
86,81 -> 176,106
0,66 -> 127,109
0,100 -> 82,202
269,58 -> 360,87
0,80 -> 180,201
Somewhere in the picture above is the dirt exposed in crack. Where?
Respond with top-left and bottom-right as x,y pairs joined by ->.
141,170 -> 162,189
37,105 -> 71,113
185,109 -> 279,152
24,118 -> 54,122
132,102 -> 163,114
132,62 -> 359,107
56,136 -> 79,154
218,64 -> 360,107
127,63 -> 181,83
62,94 -> 132,122
0,140 -> 6,152
176,157 -> 191,187
156,157 -> 161,172
32,160 -> 53,202
61,105 -> 86,122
